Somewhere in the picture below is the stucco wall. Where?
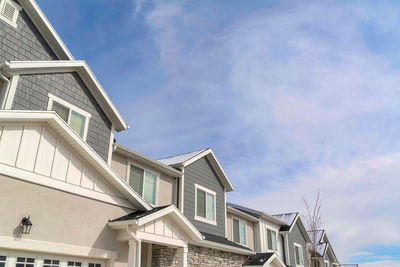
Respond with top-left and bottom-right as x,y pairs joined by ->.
11,73 -> 112,161
226,212 -> 255,250
111,151 -> 177,207
0,174 -> 133,264
184,157 -> 226,236
0,6 -> 58,62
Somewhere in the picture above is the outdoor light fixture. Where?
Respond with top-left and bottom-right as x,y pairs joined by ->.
21,215 -> 32,234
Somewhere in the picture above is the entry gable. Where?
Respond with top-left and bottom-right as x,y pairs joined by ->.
243,253 -> 286,267
109,205 -> 203,242
0,111 -> 151,210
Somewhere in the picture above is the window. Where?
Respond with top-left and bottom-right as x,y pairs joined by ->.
48,94 -> 91,140
267,228 -> 277,251
88,263 -> 101,267
44,259 -> 60,267
0,0 -> 21,28
129,164 -> 157,204
232,218 -> 246,245
67,262 -> 81,267
16,257 -> 35,267
0,256 -> 6,267
195,184 -> 216,225
294,243 -> 304,266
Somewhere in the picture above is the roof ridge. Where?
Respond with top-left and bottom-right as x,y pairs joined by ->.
157,148 -> 209,160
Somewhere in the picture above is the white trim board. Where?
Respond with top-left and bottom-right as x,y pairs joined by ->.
194,184 -> 217,226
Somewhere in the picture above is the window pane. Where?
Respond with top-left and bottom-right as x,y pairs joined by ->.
233,219 -> 240,243
299,246 -> 304,264
70,110 -> 86,137
0,256 -> 6,261
0,263 -> 5,267
52,101 -> 69,122
129,165 -> 144,196
143,171 -> 157,204
295,246 -> 300,265
196,189 -> 206,217
239,221 -> 246,244
267,229 -> 272,250
206,193 -> 215,220
44,260 -> 51,264
271,230 -> 277,250
17,258 -> 25,263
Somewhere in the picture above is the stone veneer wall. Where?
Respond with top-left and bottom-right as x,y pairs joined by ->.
187,245 -> 248,267
151,245 -> 179,267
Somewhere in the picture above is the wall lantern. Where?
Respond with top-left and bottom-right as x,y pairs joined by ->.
21,215 -> 32,234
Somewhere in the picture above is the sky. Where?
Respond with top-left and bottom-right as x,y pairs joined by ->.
36,0 -> 400,265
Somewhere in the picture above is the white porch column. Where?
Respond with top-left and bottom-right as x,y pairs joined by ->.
177,246 -> 188,267
128,239 -> 137,267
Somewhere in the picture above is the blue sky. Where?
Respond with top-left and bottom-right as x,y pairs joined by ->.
37,0 -> 400,265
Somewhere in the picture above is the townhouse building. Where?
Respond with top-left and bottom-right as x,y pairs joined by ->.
308,230 -> 339,267
0,1 -> 341,267
225,203 -> 311,267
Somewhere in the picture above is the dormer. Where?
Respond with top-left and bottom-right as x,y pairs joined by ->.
158,148 -> 234,238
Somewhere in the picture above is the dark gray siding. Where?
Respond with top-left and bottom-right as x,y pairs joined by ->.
288,221 -> 309,267
0,5 -> 58,62
12,73 -> 112,161
184,157 -> 225,236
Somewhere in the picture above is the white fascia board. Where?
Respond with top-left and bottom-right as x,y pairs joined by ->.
227,206 -> 260,222
191,240 -> 255,255
182,148 -> 234,192
1,61 -> 129,131
265,253 -> 287,267
0,110 -> 151,210
19,0 -> 74,60
114,143 -> 182,178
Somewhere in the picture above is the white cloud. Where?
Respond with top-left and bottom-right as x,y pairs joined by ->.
360,260 -> 400,267
118,0 -> 400,262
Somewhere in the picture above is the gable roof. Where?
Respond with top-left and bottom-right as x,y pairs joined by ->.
243,253 -> 286,267
19,0 -> 73,60
273,213 -> 311,242
0,110 -> 151,210
227,202 -> 286,225
158,148 -> 234,191
201,232 -> 252,251
109,205 -> 203,241
0,60 -> 129,131
307,230 -> 339,264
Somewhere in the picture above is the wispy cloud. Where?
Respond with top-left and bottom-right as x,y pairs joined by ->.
114,0 -> 400,262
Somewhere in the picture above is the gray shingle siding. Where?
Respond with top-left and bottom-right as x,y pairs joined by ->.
184,157 -> 226,237
0,5 -> 58,62
12,72 -> 112,161
288,221 -> 309,267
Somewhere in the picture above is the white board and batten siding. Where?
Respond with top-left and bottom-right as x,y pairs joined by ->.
0,123 -> 122,204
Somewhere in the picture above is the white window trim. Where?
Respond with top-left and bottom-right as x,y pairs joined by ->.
0,0 -> 21,28
128,162 -> 159,206
231,216 -> 247,246
47,93 -> 91,141
294,243 -> 305,267
265,226 -> 278,252
194,184 -> 217,225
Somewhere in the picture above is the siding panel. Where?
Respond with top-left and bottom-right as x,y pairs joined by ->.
184,157 -> 226,236
288,221 -> 309,267
12,73 -> 112,161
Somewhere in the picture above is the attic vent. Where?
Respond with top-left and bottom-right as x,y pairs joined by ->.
0,0 -> 21,28
2,2 -> 16,21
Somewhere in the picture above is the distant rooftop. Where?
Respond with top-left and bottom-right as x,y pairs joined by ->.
157,148 -> 208,166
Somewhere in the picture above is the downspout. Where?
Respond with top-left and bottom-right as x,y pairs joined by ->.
126,225 -> 141,267
0,70 -> 10,109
